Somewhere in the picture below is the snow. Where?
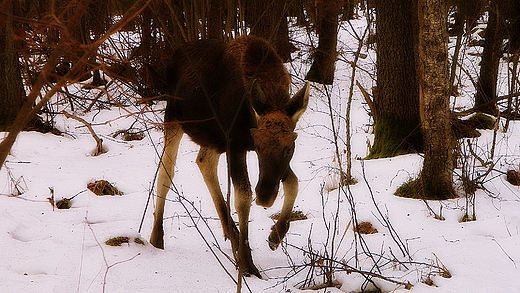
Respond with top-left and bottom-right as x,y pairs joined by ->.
2,16 -> 520,293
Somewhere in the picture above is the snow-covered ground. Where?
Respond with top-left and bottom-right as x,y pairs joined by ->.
2,16 -> 520,293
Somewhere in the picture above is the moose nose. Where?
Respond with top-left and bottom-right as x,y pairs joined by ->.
255,180 -> 279,208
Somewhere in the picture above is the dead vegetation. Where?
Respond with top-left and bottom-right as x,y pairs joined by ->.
63,111 -> 107,156
506,170 -> 520,185
105,236 -> 145,246
105,236 -> 130,246
270,210 -> 308,222
5,166 -> 27,196
299,281 -> 342,290
354,221 -> 378,234
56,198 -> 72,209
87,180 -> 123,196
421,253 -> 452,287
111,128 -> 145,141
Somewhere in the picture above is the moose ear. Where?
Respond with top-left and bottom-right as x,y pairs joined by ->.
286,81 -> 310,123
250,80 -> 269,116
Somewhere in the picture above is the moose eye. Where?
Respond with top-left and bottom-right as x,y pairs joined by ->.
283,146 -> 293,157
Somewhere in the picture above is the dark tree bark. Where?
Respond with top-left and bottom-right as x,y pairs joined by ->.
207,0 -> 225,40
0,3 -> 24,131
340,0 -> 355,21
474,1 -> 505,116
507,0 -> 520,54
367,0 -> 423,159
417,0 -> 455,200
246,0 -> 295,62
305,0 -> 341,85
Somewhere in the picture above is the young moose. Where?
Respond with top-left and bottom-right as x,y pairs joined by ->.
150,35 -> 310,278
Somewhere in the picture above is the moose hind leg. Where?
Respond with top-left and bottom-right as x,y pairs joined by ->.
268,168 -> 298,250
151,124 -> 183,249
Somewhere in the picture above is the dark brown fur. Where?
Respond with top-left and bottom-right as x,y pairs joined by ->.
150,35 -> 309,278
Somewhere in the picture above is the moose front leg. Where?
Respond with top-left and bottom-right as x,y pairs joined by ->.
196,147 -> 239,242
268,168 -> 298,250
230,151 -> 261,278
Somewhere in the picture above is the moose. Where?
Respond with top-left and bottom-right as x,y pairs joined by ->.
150,35 -> 310,278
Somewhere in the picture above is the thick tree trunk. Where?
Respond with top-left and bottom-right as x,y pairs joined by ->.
508,1 -> 520,54
246,0 -> 294,62
305,0 -> 340,85
207,0 -> 225,40
475,2 -> 504,116
0,8 -> 24,131
367,0 -> 422,159
417,0 -> 455,200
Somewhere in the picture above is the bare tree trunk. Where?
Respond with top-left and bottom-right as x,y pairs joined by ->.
0,2 -> 24,131
340,0 -> 355,21
417,0 -> 455,200
475,2 -> 504,116
305,0 -> 341,85
502,0 -> 520,128
367,0 -> 422,159
246,0 -> 294,61
207,0 -> 225,40
508,0 -> 520,54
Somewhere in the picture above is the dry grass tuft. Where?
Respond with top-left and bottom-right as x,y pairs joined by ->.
270,210 -> 308,222
422,275 -> 437,287
105,236 -> 130,246
354,221 -> 378,234
56,198 -> 72,209
105,236 -> 145,246
506,170 -> 520,186
112,129 -> 145,141
87,180 -> 123,196
134,237 -> 145,245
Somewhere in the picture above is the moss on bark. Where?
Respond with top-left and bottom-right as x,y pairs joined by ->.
395,174 -> 457,200
366,114 -> 423,159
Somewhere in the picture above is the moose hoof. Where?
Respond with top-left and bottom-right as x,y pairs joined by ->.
268,240 -> 280,251
242,266 -> 262,279
268,235 -> 281,251
269,221 -> 290,250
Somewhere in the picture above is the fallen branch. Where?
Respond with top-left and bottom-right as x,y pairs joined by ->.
62,111 -> 106,156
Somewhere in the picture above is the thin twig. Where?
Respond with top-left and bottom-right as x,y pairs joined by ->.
361,161 -> 411,258
62,110 -> 107,156
285,243 -> 413,289
87,221 -> 141,293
